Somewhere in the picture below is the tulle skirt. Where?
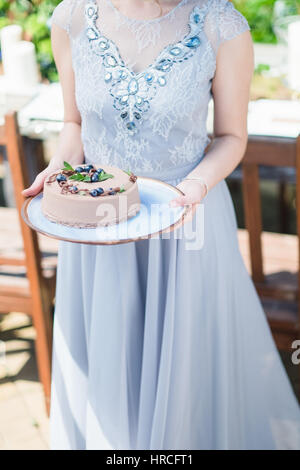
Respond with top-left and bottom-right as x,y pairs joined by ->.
49,174 -> 300,450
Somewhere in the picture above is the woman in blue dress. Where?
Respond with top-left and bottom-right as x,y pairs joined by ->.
23,0 -> 300,450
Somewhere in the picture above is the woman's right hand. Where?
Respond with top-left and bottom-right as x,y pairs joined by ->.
22,164 -> 61,197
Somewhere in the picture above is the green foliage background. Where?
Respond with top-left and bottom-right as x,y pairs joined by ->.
0,0 -> 60,81
0,0 -> 300,81
235,0 -> 300,43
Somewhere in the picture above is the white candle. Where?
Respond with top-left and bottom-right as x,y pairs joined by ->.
288,19 -> 300,91
4,41 -> 39,90
0,24 -> 22,75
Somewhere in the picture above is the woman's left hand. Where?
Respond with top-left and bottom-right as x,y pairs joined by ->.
169,179 -> 207,208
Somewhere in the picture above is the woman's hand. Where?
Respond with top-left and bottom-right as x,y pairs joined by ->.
169,179 -> 207,208
169,179 -> 208,224
22,163 -> 62,197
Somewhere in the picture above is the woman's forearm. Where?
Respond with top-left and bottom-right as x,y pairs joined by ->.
49,121 -> 84,169
186,133 -> 248,190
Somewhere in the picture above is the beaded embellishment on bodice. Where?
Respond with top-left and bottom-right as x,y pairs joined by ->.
85,0 -> 211,135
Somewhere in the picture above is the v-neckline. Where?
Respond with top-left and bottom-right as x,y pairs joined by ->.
85,0 -> 211,77
84,0 -> 211,134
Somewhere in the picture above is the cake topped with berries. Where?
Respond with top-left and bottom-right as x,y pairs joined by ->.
42,162 -> 140,227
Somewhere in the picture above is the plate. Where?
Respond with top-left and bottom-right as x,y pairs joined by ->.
21,177 -> 189,245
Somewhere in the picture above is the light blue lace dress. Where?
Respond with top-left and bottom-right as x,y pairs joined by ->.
50,0 -> 300,450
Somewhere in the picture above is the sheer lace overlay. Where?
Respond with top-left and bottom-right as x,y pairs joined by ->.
51,0 -> 250,176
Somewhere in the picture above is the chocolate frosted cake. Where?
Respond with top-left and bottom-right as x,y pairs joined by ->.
42,162 -> 140,227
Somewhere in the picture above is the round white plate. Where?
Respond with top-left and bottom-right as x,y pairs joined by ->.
22,177 -> 188,245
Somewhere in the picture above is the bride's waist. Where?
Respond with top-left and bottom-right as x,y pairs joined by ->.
84,146 -> 206,182
136,158 -> 205,182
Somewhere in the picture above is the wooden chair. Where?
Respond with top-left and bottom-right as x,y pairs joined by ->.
241,135 -> 300,361
0,111 -> 55,413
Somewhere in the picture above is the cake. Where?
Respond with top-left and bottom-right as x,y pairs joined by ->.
42,162 -> 140,227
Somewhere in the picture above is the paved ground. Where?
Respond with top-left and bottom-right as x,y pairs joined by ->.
0,312 -> 49,450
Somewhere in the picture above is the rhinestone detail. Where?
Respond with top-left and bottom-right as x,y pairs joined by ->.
85,1 -> 209,134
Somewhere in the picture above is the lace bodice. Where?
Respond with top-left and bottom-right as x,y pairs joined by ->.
52,0 -> 250,177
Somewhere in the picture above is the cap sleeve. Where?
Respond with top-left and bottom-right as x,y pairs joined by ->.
51,0 -> 75,34
217,0 -> 250,45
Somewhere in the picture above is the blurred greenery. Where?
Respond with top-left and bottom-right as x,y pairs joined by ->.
0,0 -> 60,81
234,0 -> 300,43
0,0 -> 300,81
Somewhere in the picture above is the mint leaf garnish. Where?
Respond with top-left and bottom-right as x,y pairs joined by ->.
63,161 -> 74,171
98,173 -> 114,182
70,173 -> 84,181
